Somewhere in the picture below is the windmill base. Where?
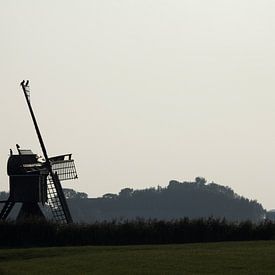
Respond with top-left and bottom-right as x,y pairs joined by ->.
16,202 -> 45,222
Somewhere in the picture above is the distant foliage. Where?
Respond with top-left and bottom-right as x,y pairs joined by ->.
62,189 -> 88,199
69,178 -> 265,223
266,210 -> 275,221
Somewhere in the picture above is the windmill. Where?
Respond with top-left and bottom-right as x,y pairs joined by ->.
0,80 -> 77,223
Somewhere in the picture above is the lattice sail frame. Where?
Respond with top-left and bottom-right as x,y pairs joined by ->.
49,154 -> 78,181
46,154 -> 78,223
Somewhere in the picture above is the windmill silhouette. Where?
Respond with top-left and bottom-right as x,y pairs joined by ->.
0,80 -> 77,223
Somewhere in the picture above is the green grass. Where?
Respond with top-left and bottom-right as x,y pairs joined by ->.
0,241 -> 275,274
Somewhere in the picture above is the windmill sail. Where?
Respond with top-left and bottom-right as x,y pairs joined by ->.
47,154 -> 77,223
25,83 -> 30,102
47,173 -> 70,223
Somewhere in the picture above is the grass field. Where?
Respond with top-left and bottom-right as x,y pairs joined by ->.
0,241 -> 275,274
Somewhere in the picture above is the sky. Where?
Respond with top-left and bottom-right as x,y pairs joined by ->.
1,1 -> 275,209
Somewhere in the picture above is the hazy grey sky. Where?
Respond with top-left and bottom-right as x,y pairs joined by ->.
1,1 -> 275,209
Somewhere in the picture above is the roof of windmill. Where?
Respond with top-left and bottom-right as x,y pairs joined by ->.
18,149 -> 34,155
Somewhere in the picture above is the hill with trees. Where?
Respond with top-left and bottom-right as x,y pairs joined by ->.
68,177 -> 265,222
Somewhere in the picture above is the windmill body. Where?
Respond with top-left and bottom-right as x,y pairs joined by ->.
8,148 -> 48,204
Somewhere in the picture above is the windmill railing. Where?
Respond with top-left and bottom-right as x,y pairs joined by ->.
49,154 -> 78,181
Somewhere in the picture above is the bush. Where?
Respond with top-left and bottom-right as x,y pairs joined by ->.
0,218 -> 275,248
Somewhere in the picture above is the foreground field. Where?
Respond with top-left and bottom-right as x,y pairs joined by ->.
0,241 -> 275,274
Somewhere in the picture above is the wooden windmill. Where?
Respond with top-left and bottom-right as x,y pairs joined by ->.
0,80 -> 77,223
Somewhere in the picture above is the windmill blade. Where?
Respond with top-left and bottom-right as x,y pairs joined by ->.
47,173 -> 72,223
21,79 -> 31,103
49,154 -> 78,181
47,154 -> 77,223
0,199 -> 15,221
25,85 -> 30,103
